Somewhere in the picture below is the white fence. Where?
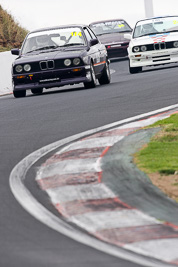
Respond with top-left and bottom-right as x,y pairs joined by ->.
0,51 -> 17,96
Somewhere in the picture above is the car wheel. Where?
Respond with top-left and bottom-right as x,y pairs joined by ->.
98,61 -> 111,85
31,88 -> 43,94
13,90 -> 26,98
129,62 -> 142,74
84,63 -> 97,89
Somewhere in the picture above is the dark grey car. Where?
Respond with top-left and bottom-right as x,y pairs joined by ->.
11,24 -> 111,98
89,19 -> 132,59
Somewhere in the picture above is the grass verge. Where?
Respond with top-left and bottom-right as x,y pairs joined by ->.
134,113 -> 178,201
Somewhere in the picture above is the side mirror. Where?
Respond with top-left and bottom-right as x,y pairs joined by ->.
124,33 -> 132,40
90,38 -> 99,46
11,48 -> 20,55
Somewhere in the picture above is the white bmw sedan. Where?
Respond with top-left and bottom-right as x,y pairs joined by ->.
127,16 -> 178,73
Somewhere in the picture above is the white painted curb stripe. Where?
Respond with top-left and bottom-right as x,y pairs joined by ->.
124,238 -> 178,262
69,209 -> 161,232
46,183 -> 116,204
120,116 -> 167,129
56,136 -> 124,153
37,158 -> 101,179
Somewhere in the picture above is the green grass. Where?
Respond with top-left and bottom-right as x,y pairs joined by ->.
135,114 -> 178,175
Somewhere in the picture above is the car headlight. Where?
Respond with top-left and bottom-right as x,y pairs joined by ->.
133,46 -> 140,52
141,45 -> 147,52
173,41 -> 178,48
64,59 -> 71,66
73,58 -> 80,66
15,65 -> 23,73
24,64 -> 31,72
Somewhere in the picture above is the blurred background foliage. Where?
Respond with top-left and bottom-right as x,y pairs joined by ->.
0,5 -> 28,52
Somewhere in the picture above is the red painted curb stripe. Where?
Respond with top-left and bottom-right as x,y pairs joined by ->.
171,259 -> 178,265
55,197 -> 133,217
164,222 -> 178,230
37,172 -> 101,190
98,146 -> 111,182
100,146 -> 110,158
95,224 -> 178,246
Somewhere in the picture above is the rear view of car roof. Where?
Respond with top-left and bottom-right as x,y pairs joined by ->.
89,19 -> 126,25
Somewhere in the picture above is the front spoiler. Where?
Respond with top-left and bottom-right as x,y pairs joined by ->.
13,65 -> 91,91
13,77 -> 89,91
129,49 -> 178,67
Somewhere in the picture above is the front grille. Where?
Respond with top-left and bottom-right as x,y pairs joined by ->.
47,60 -> 55,69
154,42 -> 166,50
132,41 -> 178,53
40,61 -> 48,70
152,55 -> 170,58
13,59 -> 84,74
153,58 -> 170,62
39,60 -> 55,70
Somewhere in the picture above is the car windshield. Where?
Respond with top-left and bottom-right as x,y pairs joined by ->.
21,27 -> 86,54
133,16 -> 178,38
90,20 -> 132,36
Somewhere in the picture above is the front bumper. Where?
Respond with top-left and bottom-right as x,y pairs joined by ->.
12,65 -> 91,91
129,48 -> 178,67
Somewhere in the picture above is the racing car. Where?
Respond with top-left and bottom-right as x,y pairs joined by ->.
11,24 -> 111,97
127,16 -> 178,73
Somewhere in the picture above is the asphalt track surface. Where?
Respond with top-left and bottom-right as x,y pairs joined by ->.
1,60 -> 178,267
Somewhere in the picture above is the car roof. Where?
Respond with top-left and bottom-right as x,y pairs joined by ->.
136,15 -> 178,24
89,19 -> 126,25
29,24 -> 88,34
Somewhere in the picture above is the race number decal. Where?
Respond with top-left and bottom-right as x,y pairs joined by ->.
71,32 -> 82,36
118,24 -> 125,28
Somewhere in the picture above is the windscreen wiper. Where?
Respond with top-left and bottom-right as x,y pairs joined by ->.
97,32 -> 114,36
167,30 -> 178,33
26,46 -> 59,54
138,32 -> 159,37
97,31 -> 131,36
119,30 -> 132,33
60,43 -> 84,47
138,30 -> 178,38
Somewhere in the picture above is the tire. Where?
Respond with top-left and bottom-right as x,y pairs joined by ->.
98,61 -> 111,85
31,88 -> 43,94
13,90 -> 26,98
129,62 -> 142,74
84,63 -> 97,89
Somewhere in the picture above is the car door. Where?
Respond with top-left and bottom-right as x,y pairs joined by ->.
83,27 -> 101,75
87,27 -> 107,73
